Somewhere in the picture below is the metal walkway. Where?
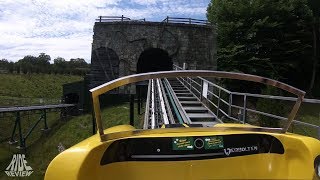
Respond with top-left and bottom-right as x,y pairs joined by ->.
0,104 -> 75,113
167,78 -> 219,126
143,78 -> 221,129
1,104 -> 76,149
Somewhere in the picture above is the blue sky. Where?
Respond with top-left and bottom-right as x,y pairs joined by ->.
0,0 -> 210,62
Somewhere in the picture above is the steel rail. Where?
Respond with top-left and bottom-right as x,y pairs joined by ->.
159,79 -> 175,124
143,80 -> 152,129
163,79 -> 184,124
164,78 -> 191,124
156,79 -> 169,124
90,70 -> 305,139
151,80 -> 156,129
0,104 -> 75,113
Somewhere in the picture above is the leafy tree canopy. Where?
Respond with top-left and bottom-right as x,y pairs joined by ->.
207,0 -> 314,91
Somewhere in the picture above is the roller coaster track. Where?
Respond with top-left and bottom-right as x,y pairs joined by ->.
143,78 -> 221,129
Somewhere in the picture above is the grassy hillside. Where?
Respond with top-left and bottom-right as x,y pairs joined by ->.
0,73 -> 84,179
0,73 -> 83,106
0,103 -> 143,180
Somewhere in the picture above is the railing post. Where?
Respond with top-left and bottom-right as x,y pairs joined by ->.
291,123 -> 294,133
216,89 -> 221,118
99,16 -> 102,22
137,86 -> 141,114
189,78 -> 192,92
243,94 -> 247,124
130,94 -> 134,126
202,81 -> 208,100
238,110 -> 243,122
166,16 -> 169,23
189,18 -> 191,24
121,15 -> 124,21
200,80 -> 203,101
228,93 -> 232,117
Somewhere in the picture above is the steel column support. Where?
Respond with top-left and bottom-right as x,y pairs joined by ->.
17,112 -> 24,149
23,113 -> 45,148
42,109 -> 48,130
8,112 -> 19,144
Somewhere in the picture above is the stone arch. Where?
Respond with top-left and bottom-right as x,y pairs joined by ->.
137,48 -> 172,73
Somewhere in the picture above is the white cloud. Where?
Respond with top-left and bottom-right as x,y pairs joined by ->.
0,0 -> 210,62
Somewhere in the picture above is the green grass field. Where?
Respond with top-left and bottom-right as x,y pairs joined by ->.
0,73 -> 84,179
0,73 -> 82,106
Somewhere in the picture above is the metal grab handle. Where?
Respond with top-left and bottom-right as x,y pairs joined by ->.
90,70 -> 305,139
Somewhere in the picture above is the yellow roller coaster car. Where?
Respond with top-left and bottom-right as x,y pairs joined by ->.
45,71 -> 320,180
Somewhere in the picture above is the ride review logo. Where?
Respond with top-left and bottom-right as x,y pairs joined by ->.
5,154 -> 33,177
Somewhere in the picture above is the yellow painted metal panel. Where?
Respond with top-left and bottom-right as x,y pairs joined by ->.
45,125 -> 320,180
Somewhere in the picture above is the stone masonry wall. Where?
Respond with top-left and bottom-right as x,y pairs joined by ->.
89,21 -> 217,93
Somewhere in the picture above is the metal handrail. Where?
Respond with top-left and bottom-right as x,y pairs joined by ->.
90,70 -> 305,141
95,15 -> 209,25
162,16 -> 209,25
96,15 -> 145,22
172,65 -> 320,139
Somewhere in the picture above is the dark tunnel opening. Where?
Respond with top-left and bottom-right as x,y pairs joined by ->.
137,48 -> 172,73
136,48 -> 173,108
64,93 -> 79,104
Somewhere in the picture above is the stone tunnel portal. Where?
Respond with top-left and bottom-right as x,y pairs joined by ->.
137,48 -> 173,73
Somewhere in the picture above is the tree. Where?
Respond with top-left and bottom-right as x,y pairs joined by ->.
38,53 -> 51,64
69,58 -> 88,68
1,54 -> 89,75
207,0 -> 313,92
0,59 -> 9,72
17,55 -> 38,74
307,0 -> 320,94
69,58 -> 89,75
53,57 -> 67,74
37,53 -> 51,73
8,62 -> 14,73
